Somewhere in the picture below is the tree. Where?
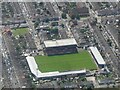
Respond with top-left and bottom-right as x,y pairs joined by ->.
8,4 -> 14,17
62,13 -> 67,19
107,39 -> 112,46
61,24 -> 64,28
34,18 -> 40,28
46,10 -> 50,15
90,5 -> 92,9
16,46 -> 20,52
69,2 -> 76,8
76,14 -> 80,20
51,22 -> 58,26
34,21 -> 39,28
44,18 -> 49,23
39,2 -> 44,6
34,2 -> 38,9
51,28 -> 58,34
37,8 -> 41,14
19,35 -> 24,39
58,6 -> 62,10
71,15 -> 76,20
99,25 -> 102,29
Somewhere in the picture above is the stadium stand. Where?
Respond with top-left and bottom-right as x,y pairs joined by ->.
44,38 -> 78,55
89,47 -> 106,68
26,56 -> 86,78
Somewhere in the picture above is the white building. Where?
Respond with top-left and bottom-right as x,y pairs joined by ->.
89,47 -> 106,68
43,38 -> 78,55
26,56 -> 86,78
44,38 -> 77,48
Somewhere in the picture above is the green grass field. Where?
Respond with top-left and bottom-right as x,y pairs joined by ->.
12,28 -> 28,36
35,50 -> 97,73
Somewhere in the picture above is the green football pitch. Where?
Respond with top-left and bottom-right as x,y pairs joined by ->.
35,50 -> 97,72
12,28 -> 28,36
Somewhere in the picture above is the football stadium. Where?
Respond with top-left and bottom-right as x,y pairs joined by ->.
26,38 -> 106,78
26,50 -> 97,78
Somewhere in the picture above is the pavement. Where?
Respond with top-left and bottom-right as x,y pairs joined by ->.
2,32 -> 33,88
19,2 -> 42,50
51,2 -> 74,38
87,2 -> 120,77
2,34 -> 21,88
92,25 -> 119,76
0,32 -> 3,90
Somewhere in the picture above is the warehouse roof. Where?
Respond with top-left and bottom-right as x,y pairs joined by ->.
89,47 -> 106,65
44,38 -> 77,48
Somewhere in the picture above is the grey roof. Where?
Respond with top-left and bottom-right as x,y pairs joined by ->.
97,8 -> 120,16
76,2 -> 86,8
71,7 -> 89,16
98,79 -> 115,84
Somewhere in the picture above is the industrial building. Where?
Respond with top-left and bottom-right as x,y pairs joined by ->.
44,38 -> 78,55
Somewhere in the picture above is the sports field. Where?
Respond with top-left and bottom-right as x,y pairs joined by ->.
35,50 -> 97,72
12,28 -> 28,36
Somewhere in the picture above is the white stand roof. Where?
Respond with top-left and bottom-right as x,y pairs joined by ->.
89,47 -> 106,65
26,56 -> 86,78
44,38 -> 77,48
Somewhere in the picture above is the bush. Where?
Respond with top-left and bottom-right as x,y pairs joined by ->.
62,13 -> 67,19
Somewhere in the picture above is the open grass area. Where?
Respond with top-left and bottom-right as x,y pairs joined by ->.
12,28 -> 28,36
35,50 -> 97,72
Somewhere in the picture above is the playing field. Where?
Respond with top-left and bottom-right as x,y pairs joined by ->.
12,28 -> 28,36
35,50 -> 97,72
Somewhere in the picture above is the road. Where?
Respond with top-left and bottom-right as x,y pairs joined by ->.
51,2 -> 74,38
2,34 -> 21,88
92,25 -> 119,76
88,2 -> 119,48
87,2 -> 120,77
0,2 -> 2,89
18,2 -> 42,50
107,25 -> 118,45
0,31 -> 3,89
2,31 -> 33,88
